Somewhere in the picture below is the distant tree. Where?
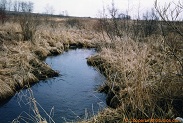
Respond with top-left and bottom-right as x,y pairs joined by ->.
105,0 -> 131,40
0,0 -> 7,24
0,0 -> 6,10
0,8 -> 6,23
44,4 -> 54,15
65,10 -> 68,16
141,8 -> 159,37
13,0 -> 20,12
13,0 -> 33,12
60,10 -> 69,16
19,1 -> 33,12
155,0 -> 183,75
13,0 -> 40,41
117,13 -> 131,20
6,0 -> 12,11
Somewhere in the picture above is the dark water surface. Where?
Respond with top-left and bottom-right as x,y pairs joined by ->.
0,49 -> 106,123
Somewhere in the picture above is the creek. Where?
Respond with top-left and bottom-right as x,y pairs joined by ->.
0,49 -> 106,123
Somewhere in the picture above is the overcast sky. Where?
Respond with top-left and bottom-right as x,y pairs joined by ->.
25,0 -> 178,18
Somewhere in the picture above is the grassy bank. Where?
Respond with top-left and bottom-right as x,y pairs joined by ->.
0,19 -> 105,101
0,16 -> 182,123
85,36 -> 183,122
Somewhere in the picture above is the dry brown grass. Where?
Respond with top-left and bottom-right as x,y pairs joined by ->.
0,17 -> 182,123
0,19 -> 105,101
86,35 -> 183,122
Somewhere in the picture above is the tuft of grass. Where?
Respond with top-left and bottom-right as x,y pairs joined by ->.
86,35 -> 183,122
0,19 -> 105,101
12,88 -> 56,123
1,16 -> 182,123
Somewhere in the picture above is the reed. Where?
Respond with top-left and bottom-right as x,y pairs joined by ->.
0,15 -> 182,123
85,34 -> 183,122
0,19 -> 104,101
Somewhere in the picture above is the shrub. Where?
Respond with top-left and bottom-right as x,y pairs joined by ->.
65,18 -> 83,29
0,0 -> 7,24
155,0 -> 183,75
19,13 -> 39,41
13,0 -> 40,41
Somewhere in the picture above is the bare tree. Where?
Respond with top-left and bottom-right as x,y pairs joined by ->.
0,0 -> 6,10
44,4 -> 54,15
0,0 -> 7,24
65,10 -> 68,16
97,0 -> 131,41
155,0 -> 183,75
15,1 -> 40,41
142,8 -> 159,37
13,0 -> 20,12
108,0 -> 122,39
19,1 -> 33,12
6,0 -> 12,11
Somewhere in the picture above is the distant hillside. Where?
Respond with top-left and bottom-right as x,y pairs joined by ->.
5,11 -> 92,19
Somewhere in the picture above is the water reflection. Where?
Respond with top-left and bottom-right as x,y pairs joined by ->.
0,49 -> 106,123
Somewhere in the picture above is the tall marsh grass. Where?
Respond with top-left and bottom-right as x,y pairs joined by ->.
0,18 -> 106,101
83,1 -> 183,121
86,35 -> 183,122
0,11 -> 182,122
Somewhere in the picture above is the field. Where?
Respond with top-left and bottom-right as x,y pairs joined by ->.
0,11 -> 183,123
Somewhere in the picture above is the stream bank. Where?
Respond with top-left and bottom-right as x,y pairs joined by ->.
0,48 -> 106,123
0,22 -> 105,101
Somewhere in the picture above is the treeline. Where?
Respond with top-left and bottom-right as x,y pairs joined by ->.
0,0 -> 34,22
0,0 -> 39,41
96,0 -> 183,75
0,0 -> 33,12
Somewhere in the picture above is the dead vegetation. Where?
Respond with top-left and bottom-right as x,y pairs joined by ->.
81,1 -> 183,122
86,36 -> 183,122
0,17 -> 105,101
0,1 -> 183,122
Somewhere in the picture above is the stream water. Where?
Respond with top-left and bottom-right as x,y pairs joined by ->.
0,49 -> 106,123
